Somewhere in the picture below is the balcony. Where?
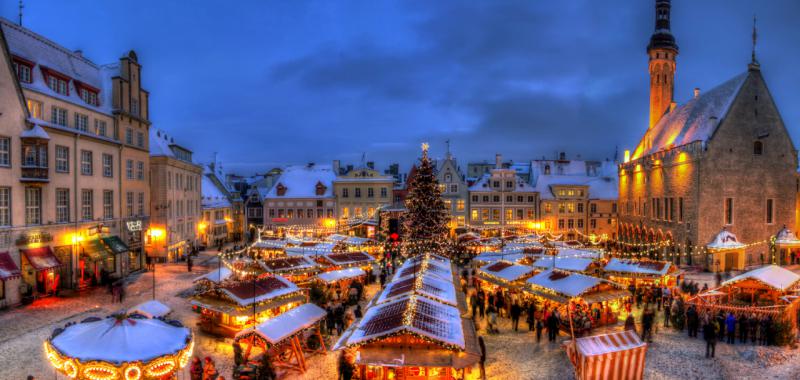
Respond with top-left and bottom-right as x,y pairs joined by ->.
20,165 -> 49,182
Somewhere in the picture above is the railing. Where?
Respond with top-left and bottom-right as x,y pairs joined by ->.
20,166 -> 49,181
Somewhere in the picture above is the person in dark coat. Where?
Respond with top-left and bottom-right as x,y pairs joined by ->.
187,256 -> 193,272
510,302 -> 522,332
641,307 -> 655,343
535,318 -> 544,343
338,351 -> 354,380
478,336 -> 487,380
715,312 -> 726,342
738,314 -> 749,343
190,357 -> 203,380
471,293 -> 479,320
624,314 -> 636,331
546,312 -> 559,342
725,313 -> 736,344
526,302 -> 536,332
704,318 -> 719,358
686,306 -> 699,338
354,305 -> 363,319
477,293 -> 486,319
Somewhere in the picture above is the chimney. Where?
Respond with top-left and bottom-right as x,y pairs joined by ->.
559,152 -> 566,161
332,160 -> 341,174
74,49 -> 83,58
693,88 -> 700,99
495,154 -> 502,169
669,102 -> 677,112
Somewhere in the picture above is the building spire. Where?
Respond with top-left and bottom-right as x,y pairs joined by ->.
751,15 -> 758,64
18,0 -> 24,26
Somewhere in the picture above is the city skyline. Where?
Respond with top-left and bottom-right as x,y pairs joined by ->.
2,0 -> 799,174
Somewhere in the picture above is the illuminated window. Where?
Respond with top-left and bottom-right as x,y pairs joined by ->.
27,100 -> 42,119
456,200 -> 465,211
471,209 -> 478,221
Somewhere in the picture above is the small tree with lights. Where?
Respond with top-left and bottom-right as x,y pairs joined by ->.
403,143 -> 449,256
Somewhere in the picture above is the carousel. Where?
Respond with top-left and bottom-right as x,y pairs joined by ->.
705,227 -> 746,272
524,269 -> 629,333
44,314 -> 193,380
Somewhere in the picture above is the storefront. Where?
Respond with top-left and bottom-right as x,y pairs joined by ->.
103,236 -> 135,273
79,239 -> 116,288
0,251 -> 22,307
20,246 -> 62,297
123,219 -> 146,269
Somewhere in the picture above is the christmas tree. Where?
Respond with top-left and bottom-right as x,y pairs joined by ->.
403,143 -> 449,256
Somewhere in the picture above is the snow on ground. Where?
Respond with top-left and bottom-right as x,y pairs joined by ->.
2,257 -> 800,380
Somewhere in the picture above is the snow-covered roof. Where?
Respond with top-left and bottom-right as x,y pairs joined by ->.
378,272 -> 458,306
707,228 -> 746,250
532,174 -> 618,200
235,303 -> 326,344
202,174 -> 232,209
556,248 -> 602,259
526,269 -> 603,298
532,257 -> 595,272
604,258 -> 672,277
322,251 -> 375,267
194,267 -> 232,283
393,255 -> 454,283
219,275 -> 300,306
150,128 -> 195,162
344,295 -> 465,350
50,317 -> 191,364
259,256 -> 318,273
265,164 -> 336,199
632,72 -> 749,159
721,265 -> 800,292
0,19 -> 116,115
315,267 -> 366,283
472,252 -> 534,264
572,329 -> 646,357
21,124 -> 50,139
253,240 -> 289,249
478,261 -> 537,284
129,300 -> 171,318
468,172 -> 536,193
775,226 -> 800,246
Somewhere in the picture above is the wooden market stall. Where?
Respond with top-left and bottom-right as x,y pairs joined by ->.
392,253 -> 454,282
234,303 -> 327,376
194,266 -> 234,292
191,275 -> 307,337
318,251 -> 376,270
259,256 -> 321,285
564,329 -> 648,380
688,265 -> 800,334
524,269 -> 629,333
476,261 -> 537,290
705,227 -> 746,272
603,258 -> 678,287
773,225 -> 800,266
129,299 -> 172,319
533,257 -> 600,275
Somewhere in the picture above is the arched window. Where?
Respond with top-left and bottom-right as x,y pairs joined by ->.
754,140 -> 763,155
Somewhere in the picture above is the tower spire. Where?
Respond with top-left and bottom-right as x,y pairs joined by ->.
18,0 -> 24,26
647,0 -> 679,130
751,15 -> 758,64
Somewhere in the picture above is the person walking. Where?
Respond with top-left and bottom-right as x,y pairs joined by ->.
703,317 -> 719,358
663,300 -> 672,327
641,307 -> 655,343
202,357 -> 218,380
471,293 -> 479,320
725,313 -> 736,344
187,256 -> 193,272
190,357 -> 203,380
686,306 -> 699,338
478,336 -> 487,380
624,313 -> 636,331
546,311 -> 559,342
510,302 -> 522,332
526,302 -> 536,332
477,292 -> 486,319
535,317 -> 544,343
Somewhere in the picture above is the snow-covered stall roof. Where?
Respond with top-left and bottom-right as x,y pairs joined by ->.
259,256 -> 318,273
194,267 -> 233,283
774,226 -> 800,246
253,240 -> 289,249
315,267 -> 366,284
219,275 -> 300,306
526,269 -> 604,298
572,329 -> 646,357
721,265 -> 800,292
604,258 -> 673,277
632,72 -> 749,159
378,272 -> 458,306
707,228 -> 746,250
235,303 -> 326,344
533,257 -> 595,272
556,248 -> 602,259
478,261 -> 537,285
321,251 -> 375,267
50,317 -> 191,364
341,295 -> 465,350
393,255 -> 453,283
129,300 -> 171,318
264,164 -> 336,199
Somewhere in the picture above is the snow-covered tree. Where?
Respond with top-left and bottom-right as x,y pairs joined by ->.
403,143 -> 449,256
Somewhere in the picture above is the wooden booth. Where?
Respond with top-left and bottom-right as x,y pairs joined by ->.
476,261 -> 537,291
315,267 -> 367,297
603,258 -> 678,287
234,303 -> 327,377
564,329 -> 648,380
705,228 -> 746,272
773,226 -> 800,266
191,275 -> 307,337
533,257 -> 600,276
318,251 -> 376,271
524,269 -> 629,333
259,256 -> 321,285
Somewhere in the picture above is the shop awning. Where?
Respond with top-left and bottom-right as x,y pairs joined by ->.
21,247 -> 61,271
102,236 -> 129,254
81,239 -> 113,261
0,251 -> 21,280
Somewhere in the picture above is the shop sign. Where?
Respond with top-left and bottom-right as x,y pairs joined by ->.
127,220 -> 143,232
15,231 -> 53,246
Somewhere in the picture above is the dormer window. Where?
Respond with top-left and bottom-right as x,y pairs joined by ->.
79,87 -> 99,106
276,183 -> 287,196
315,181 -> 327,196
12,61 -> 32,83
42,67 -> 70,96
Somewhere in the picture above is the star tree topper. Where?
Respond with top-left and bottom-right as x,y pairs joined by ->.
421,142 -> 429,153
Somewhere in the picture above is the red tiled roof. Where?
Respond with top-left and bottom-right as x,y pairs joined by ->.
326,252 -> 372,264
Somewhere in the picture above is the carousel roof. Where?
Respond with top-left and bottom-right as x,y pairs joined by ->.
129,300 -> 171,318
478,261 -> 537,283
526,269 -> 604,298
378,272 -> 458,306
604,258 -> 672,276
721,265 -> 800,292
193,267 -> 233,283
707,228 -> 745,250
532,257 -> 595,272
315,267 -> 366,283
50,317 -> 190,364
344,295 -> 465,350
235,303 -> 326,344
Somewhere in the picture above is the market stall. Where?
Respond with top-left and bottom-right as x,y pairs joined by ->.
392,253 -> 453,282
377,271 -> 458,306
45,314 -> 193,380
318,251 -> 375,270
191,275 -> 307,337
129,300 -> 172,319
476,261 -> 537,290
773,225 -> 800,266
706,228 -> 746,272
533,257 -> 599,275
525,269 -> 629,332
564,329 -> 648,380
194,266 -> 234,290
234,303 -> 327,376
259,256 -> 320,284
688,265 -> 800,335
603,258 -> 678,287
0,251 -> 21,307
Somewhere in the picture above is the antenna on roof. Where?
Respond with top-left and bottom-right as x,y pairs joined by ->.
18,0 -> 24,26
751,15 -> 758,64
